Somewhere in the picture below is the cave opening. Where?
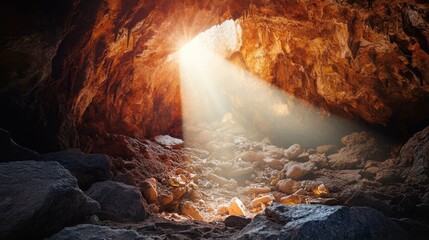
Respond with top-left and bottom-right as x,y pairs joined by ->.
1,1 -> 429,240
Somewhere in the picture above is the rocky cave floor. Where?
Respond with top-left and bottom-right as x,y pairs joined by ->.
1,113 -> 429,239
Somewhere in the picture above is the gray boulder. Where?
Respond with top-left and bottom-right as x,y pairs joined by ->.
235,204 -> 409,240
47,224 -> 152,240
40,149 -> 113,190
85,181 -> 147,221
0,161 -> 100,240
0,128 -> 39,162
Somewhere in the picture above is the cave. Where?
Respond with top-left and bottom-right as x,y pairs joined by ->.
1,0 -> 429,239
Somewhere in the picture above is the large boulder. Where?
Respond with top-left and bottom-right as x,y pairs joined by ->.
40,149 -> 113,190
328,132 -> 382,169
0,128 -> 39,162
0,161 -> 100,240
85,181 -> 147,222
396,125 -> 429,185
47,224 -> 152,240
235,204 -> 409,240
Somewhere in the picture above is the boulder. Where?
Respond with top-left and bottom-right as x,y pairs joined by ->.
40,149 -> 113,190
235,204 -> 409,240
0,128 -> 39,162
85,180 -> 147,221
328,132 -> 381,169
0,161 -> 99,240
396,125 -> 429,185
47,224 -> 152,240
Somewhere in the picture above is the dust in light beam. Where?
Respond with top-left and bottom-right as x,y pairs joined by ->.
178,19 -> 358,148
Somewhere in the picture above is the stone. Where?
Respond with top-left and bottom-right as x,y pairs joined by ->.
251,195 -> 274,208
393,218 -> 429,240
265,157 -> 285,170
244,186 -> 272,195
316,144 -> 338,155
284,144 -> 303,159
217,205 -> 229,215
328,132 -> 382,169
85,180 -> 146,221
235,204 -> 409,240
280,195 -> 304,205
115,172 -> 137,186
396,125 -> 429,185
230,167 -> 255,177
309,153 -> 329,168
182,201 -> 203,220
344,190 -> 392,216
276,179 -> 301,194
238,151 -> 264,162
154,135 -> 184,149
375,168 -> 404,184
158,192 -> 174,206
228,197 -> 247,216
47,224 -> 152,240
40,149 -> 113,190
308,198 -> 339,205
140,178 -> 158,203
284,162 -> 314,180
0,128 -> 39,162
0,161 -> 99,240
224,215 -> 252,229
207,172 -> 237,188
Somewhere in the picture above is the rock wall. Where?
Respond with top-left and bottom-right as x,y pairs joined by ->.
0,0 -> 428,151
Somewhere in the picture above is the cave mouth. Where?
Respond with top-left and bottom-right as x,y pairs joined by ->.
1,0 -> 429,239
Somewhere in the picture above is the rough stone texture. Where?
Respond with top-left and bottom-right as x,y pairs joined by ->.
154,135 -> 184,149
284,162 -> 315,180
224,215 -> 252,229
0,161 -> 100,240
328,132 -> 381,169
40,149 -> 113,190
344,190 -> 392,216
276,179 -> 301,194
140,178 -> 158,203
47,224 -> 152,240
85,180 -> 147,222
1,0 -> 428,151
284,144 -> 304,159
0,128 -> 39,162
396,125 -> 429,185
235,204 -> 409,240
